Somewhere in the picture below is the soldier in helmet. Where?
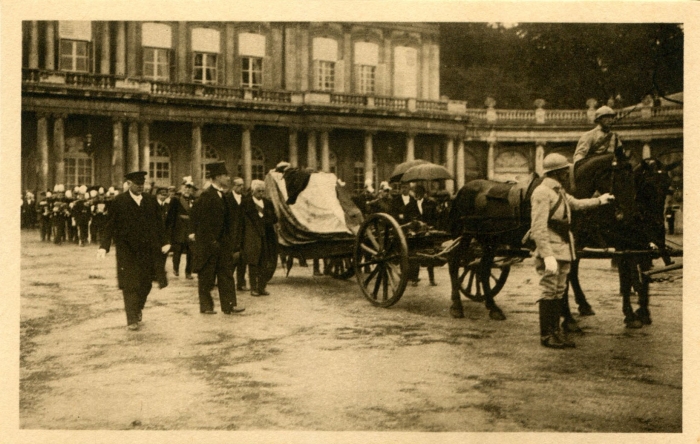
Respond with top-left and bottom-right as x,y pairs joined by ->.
73,185 -> 91,247
90,187 -> 108,244
522,153 -> 615,349
573,105 -> 623,164
51,185 -> 68,244
37,191 -> 53,241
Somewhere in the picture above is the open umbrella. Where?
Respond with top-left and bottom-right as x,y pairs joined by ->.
389,159 -> 430,182
401,163 -> 453,182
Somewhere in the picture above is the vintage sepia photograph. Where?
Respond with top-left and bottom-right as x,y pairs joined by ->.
2,1 -> 696,443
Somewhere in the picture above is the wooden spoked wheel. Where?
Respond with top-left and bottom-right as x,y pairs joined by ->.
325,257 -> 355,280
354,213 -> 409,307
458,246 -> 511,302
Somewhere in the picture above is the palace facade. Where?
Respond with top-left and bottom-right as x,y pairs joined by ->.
21,21 -> 682,201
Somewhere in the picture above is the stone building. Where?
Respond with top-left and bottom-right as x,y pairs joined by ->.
21,21 -> 682,203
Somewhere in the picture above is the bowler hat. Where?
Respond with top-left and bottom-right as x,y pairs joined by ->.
124,171 -> 147,184
205,161 -> 228,178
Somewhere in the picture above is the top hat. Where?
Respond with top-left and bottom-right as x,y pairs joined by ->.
205,162 -> 228,178
124,171 -> 148,184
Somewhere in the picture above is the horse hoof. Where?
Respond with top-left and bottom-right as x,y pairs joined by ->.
578,305 -> 595,316
562,320 -> 583,334
450,307 -> 465,319
489,310 -> 506,321
625,319 -> 643,329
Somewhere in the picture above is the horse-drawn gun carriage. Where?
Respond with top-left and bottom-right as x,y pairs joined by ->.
267,148 -> 681,328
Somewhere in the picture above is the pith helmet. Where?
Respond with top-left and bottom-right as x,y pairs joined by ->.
542,153 -> 571,174
594,106 -> 616,122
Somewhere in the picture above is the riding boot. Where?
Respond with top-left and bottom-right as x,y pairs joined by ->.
539,299 -> 569,349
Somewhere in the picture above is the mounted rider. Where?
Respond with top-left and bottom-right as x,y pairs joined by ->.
523,153 -> 615,349
573,106 -> 623,164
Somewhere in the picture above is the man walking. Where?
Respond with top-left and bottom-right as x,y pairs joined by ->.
167,177 -> 197,279
97,171 -> 170,331
190,162 -> 244,315
242,180 -> 278,296
227,177 -> 248,291
523,154 -> 615,349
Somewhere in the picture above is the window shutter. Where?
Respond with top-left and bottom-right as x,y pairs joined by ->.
335,59 -> 344,92
263,56 -> 271,89
376,63 -> 386,96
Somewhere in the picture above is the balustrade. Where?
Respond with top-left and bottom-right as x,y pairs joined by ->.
416,99 -> 448,112
375,96 -> 408,111
330,92 -> 366,107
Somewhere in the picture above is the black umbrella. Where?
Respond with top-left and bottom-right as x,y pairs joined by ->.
401,163 -> 453,182
389,159 -> 430,183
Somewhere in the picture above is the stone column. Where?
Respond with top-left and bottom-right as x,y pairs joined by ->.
127,121 -> 140,174
445,136 -> 455,193
115,22 -> 126,76
307,130 -> 317,170
126,23 -> 137,77
112,119 -> 124,186
242,125 -> 253,186
45,21 -> 55,70
421,42 -> 430,100
642,142 -> 651,159
191,122 -> 202,188
53,115 -> 66,186
225,24 -> 235,86
288,128 -> 298,167
535,143 -> 545,176
37,114 -> 49,193
140,122 -> 150,174
29,21 -> 39,69
320,130 -> 330,172
405,133 -> 415,162
487,142 -> 495,180
364,132 -> 374,186
101,22 -> 111,75
178,22 -> 188,82
456,138 -> 465,190
299,25 -> 309,91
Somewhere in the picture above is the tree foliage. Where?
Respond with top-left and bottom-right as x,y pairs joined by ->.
439,23 -> 683,109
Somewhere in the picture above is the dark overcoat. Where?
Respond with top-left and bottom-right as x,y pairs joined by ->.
225,192 -> 245,254
404,197 -> 438,226
166,194 -> 194,244
190,186 -> 232,273
242,196 -> 278,277
99,192 -> 168,290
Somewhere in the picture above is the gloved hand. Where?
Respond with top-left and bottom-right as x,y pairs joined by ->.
97,249 -> 107,259
544,256 -> 558,275
161,244 -> 171,254
188,233 -> 195,242
598,193 -> 615,205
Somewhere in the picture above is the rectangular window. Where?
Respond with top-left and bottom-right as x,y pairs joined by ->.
193,53 -> 217,84
65,157 -> 93,188
143,48 -> 170,81
60,39 -> 89,72
357,65 -> 376,94
317,60 -> 335,91
241,57 -> 263,88
150,161 -> 170,180
354,165 -> 365,194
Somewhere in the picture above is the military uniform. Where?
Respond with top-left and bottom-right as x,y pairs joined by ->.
167,184 -> 196,278
37,193 -> 52,241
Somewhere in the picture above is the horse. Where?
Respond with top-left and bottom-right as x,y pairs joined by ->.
564,153 -> 676,328
446,149 -> 673,327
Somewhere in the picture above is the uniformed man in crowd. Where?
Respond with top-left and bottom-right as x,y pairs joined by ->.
97,171 -> 171,331
21,191 -> 36,229
90,187 -> 108,244
66,188 -> 78,243
167,177 -> 197,279
51,185 -> 68,245
190,162 -> 244,315
523,153 -> 615,349
73,185 -> 91,247
38,191 -> 52,241
573,105 -> 623,164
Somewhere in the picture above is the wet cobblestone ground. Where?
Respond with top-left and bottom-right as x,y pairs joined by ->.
19,230 -> 682,433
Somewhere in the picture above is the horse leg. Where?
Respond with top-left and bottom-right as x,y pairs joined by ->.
569,258 -> 595,316
482,248 -> 506,321
633,257 -> 653,325
561,279 -> 583,333
448,241 -> 466,319
619,256 -> 642,328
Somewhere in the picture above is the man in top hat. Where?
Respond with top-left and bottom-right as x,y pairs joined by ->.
573,105 -> 623,164
522,154 -> 615,349
189,162 -> 244,315
97,171 -> 170,331
167,177 -> 197,279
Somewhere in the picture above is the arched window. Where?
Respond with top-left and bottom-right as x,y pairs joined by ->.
64,136 -> 93,189
149,141 -> 171,187
201,144 -> 220,182
353,156 -> 378,194
237,148 -> 265,181
494,150 -> 529,183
